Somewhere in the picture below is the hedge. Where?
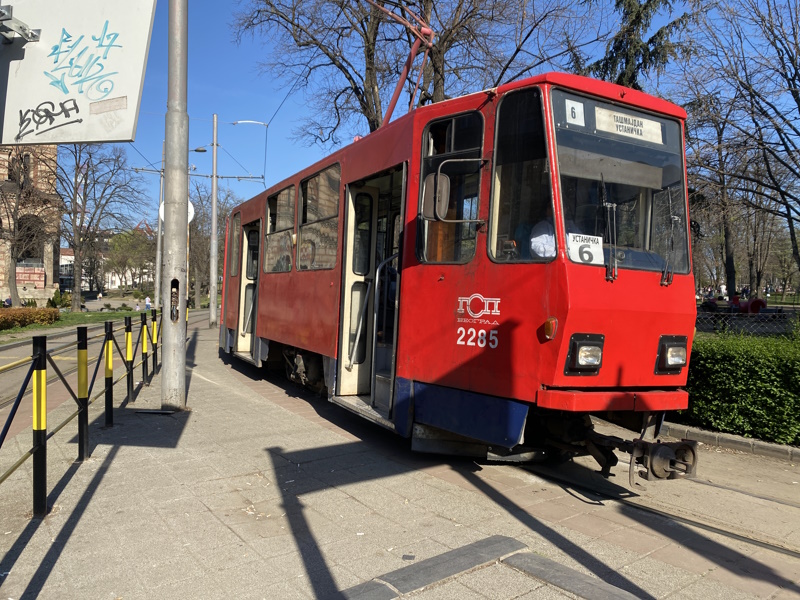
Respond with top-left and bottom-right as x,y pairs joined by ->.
683,335 -> 800,446
0,308 -> 60,331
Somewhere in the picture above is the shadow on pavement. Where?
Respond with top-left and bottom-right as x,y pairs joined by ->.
0,407 -> 190,597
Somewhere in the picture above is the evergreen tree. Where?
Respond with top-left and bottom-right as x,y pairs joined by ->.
577,0 -> 694,90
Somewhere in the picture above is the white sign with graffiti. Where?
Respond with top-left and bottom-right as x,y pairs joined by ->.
1,0 -> 156,144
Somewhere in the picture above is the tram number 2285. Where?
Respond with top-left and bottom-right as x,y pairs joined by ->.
456,327 -> 499,349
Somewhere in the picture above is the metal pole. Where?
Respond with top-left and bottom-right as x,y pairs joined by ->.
104,321 -> 114,427
209,113 -> 218,328
125,316 -> 134,402
141,312 -> 149,385
162,0 -> 189,409
32,336 -> 47,518
155,141 -> 165,310
77,326 -> 89,461
151,308 -> 158,373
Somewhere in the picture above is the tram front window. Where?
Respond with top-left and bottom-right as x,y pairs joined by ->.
552,89 -> 689,275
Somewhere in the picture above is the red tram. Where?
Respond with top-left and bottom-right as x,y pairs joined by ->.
220,73 -> 698,483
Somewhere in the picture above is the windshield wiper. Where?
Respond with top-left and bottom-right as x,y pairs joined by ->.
601,174 -> 618,281
660,187 -> 678,286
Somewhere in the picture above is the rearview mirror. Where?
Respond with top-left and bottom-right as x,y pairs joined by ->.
423,172 -> 450,220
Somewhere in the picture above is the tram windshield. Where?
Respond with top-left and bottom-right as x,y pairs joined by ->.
552,89 -> 689,276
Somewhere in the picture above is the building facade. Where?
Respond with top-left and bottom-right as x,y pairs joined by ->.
0,145 -> 61,305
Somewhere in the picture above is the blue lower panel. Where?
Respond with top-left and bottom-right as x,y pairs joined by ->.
409,380 -> 529,448
393,377 -> 413,438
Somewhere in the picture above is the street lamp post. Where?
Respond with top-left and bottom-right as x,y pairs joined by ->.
154,141 -> 165,310
187,117 -> 267,330
209,114 -> 218,328
162,0 -> 190,410
208,118 -> 267,328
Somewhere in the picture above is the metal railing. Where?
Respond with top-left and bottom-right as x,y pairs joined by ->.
0,310 -> 162,518
696,308 -> 800,337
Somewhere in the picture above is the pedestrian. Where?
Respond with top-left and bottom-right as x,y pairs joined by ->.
136,303 -> 140,311
145,295 -> 151,311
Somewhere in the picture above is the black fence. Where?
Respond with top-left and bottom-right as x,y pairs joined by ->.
695,308 -> 799,337
0,311 -> 161,518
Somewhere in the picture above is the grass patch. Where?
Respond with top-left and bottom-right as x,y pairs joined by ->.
0,310 -> 154,338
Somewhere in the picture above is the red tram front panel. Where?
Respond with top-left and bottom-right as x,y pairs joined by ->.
394,74 -> 694,415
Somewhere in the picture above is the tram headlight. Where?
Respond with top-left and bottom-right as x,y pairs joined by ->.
578,345 -> 603,366
565,333 -> 604,376
655,335 -> 688,375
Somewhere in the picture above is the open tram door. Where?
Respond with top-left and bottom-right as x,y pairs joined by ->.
336,166 -> 405,424
233,219 -> 262,362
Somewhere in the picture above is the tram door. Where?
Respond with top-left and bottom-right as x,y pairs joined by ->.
235,222 -> 261,358
339,176 -> 402,416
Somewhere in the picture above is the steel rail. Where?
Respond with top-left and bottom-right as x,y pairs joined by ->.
521,464 -> 800,561
0,355 -> 33,375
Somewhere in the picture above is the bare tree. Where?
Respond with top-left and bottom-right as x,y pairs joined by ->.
234,0 -> 611,144
0,145 -> 60,306
683,82 -> 745,298
106,233 -> 132,293
740,172 -> 783,296
686,0 -> 800,277
45,144 -> 146,312
188,181 -> 239,308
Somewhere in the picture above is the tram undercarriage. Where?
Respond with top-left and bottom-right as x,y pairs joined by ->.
270,346 -> 698,486
414,410 -> 697,485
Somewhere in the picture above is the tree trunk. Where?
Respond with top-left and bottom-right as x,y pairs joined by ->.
716,126 -> 737,298
71,250 -> 82,312
783,201 -> 800,277
7,258 -> 20,307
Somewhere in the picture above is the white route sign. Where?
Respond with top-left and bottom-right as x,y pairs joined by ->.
568,233 -> 604,265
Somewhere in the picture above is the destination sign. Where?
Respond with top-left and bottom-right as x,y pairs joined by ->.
595,107 -> 663,145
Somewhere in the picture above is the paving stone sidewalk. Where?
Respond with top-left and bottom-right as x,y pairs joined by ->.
0,323 -> 797,599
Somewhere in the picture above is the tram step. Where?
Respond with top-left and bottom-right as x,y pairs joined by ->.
330,394 -> 394,431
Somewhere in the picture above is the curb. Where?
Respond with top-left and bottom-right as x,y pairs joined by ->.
662,421 -> 797,462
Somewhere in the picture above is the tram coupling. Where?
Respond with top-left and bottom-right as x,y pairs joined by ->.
587,430 -> 698,485
626,438 -> 698,486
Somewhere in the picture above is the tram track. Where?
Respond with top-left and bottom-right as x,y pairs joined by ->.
0,313 -> 209,411
520,461 -> 800,561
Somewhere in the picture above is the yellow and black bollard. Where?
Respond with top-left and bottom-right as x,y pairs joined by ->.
32,335 -> 47,518
104,321 -> 114,427
151,309 -> 158,373
141,312 -> 149,385
125,316 -> 134,402
77,326 -> 89,461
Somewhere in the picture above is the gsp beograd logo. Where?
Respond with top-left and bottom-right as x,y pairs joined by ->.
456,293 -> 500,324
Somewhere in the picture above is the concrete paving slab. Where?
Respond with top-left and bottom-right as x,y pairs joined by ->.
378,535 -> 526,594
1,322 -> 799,599
504,551 -> 639,600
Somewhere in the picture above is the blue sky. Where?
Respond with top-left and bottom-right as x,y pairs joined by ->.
129,0 -> 329,217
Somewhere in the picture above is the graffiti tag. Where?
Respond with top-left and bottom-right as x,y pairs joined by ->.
16,99 -> 83,142
44,20 -> 122,101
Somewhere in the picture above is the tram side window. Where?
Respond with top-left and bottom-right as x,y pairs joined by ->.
489,87 -> 553,262
264,186 -> 296,273
299,164 -> 340,270
229,212 -> 241,276
419,112 -> 483,263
